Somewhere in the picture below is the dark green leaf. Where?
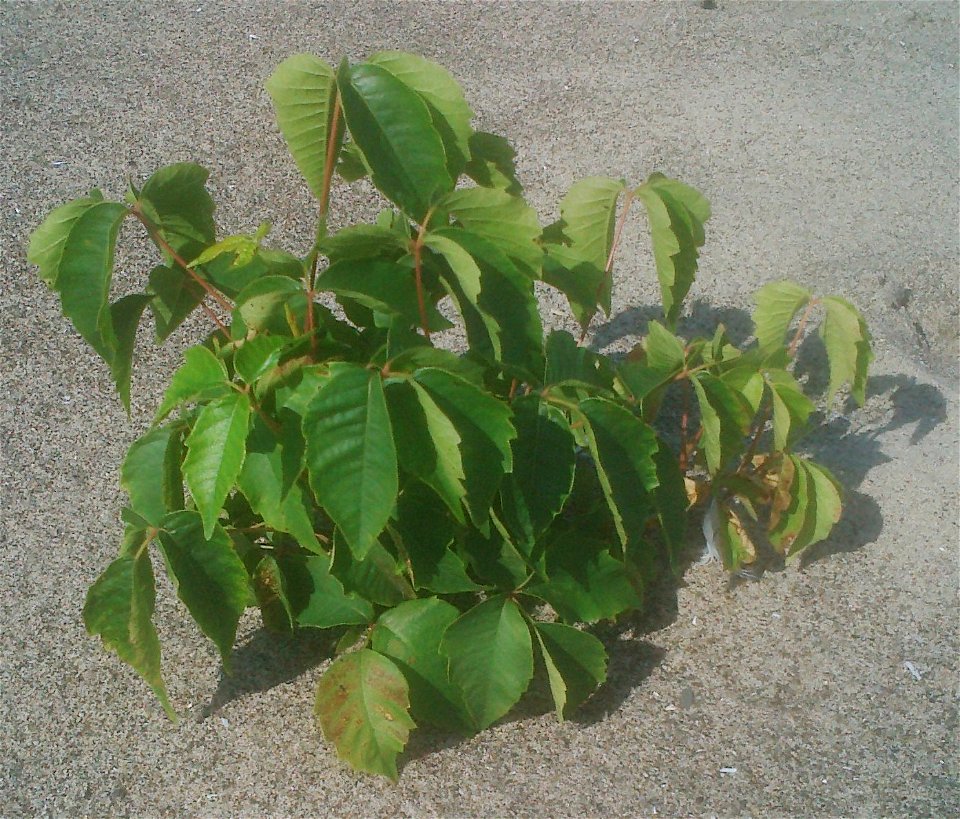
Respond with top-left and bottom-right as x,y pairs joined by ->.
533,622 -> 607,720
320,224 -> 408,263
138,163 -> 216,262
440,596 -> 534,730
252,554 -> 295,632
276,554 -> 374,628
316,259 -> 422,326
332,534 -> 415,606
108,294 -> 152,411
315,649 -> 415,781
464,131 -> 522,195
234,335 -> 288,384
691,373 -> 752,475
148,264 -> 205,342
543,330 -> 614,392
28,192 -> 105,288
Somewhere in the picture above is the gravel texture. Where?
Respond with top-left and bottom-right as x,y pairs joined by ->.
1,1 -> 957,816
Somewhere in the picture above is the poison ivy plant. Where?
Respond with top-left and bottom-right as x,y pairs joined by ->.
31,51 -> 873,780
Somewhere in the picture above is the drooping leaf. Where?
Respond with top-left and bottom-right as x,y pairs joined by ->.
235,275 -> 306,335
500,397 -> 576,543
527,530 -> 641,624
316,259 -> 422,327
579,397 -> 659,556
314,649 -> 415,781
766,368 -> 814,450
83,546 -> 174,719
320,224 -> 408,263
413,367 -> 515,526
265,54 -> 343,201
371,597 -> 471,731
439,595 -> 534,730
332,534 -> 415,606
337,61 -> 452,220
796,460 -> 842,554
366,51 -> 474,179
121,423 -> 185,526
768,454 -> 810,554
652,436 -> 687,566
691,373 -> 752,475
274,554 -> 374,628
385,380 -> 466,522
148,264 -> 206,342
157,510 -> 249,667
183,391 -> 251,539
252,554 -> 295,632
337,139 -> 369,181
464,131 -> 522,195
752,280 -> 812,357
441,186 -> 543,277
28,192 -> 106,288
109,293 -> 153,411
155,345 -> 230,421
238,413 -> 320,553
533,621 -> 608,720
635,173 -> 710,327
543,330 -> 615,392
643,320 -> 686,372
820,295 -> 872,405
138,163 -> 216,263
303,363 -> 398,559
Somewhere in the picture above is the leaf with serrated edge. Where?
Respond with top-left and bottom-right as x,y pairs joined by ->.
440,595 -> 533,730
156,345 -> 229,421
790,460 -> 842,556
139,163 -> 216,263
316,259 -> 422,325
266,54 -> 342,201
534,622 -> 607,720
752,280 -> 812,357
769,454 -> 810,554
281,554 -> 374,628
371,598 -> 471,731
157,510 -> 248,667
122,425 -> 180,526
28,193 -> 105,288
820,296 -> 872,405
691,373 -> 751,476
83,546 -> 174,719
183,391 -> 251,539
304,364 -> 398,558
644,320 -> 686,372
109,294 -> 152,411
314,649 -> 415,781
766,369 -> 814,450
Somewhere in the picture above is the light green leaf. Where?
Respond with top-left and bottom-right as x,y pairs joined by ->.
157,510 -> 249,667
183,391 -> 251,539
797,460 -> 843,553
768,454 -> 810,554
534,622 -> 608,720
820,296 -> 872,405
265,54 -> 342,201
155,345 -> 230,422
238,413 -> 320,553
234,335 -> 287,385
527,531 -> 641,624
752,280 -> 812,357
644,320 -> 686,372
579,397 -> 659,555
315,649 -> 415,781
691,373 -> 752,475
28,192 -> 106,288
441,186 -> 543,277
139,163 -> 216,263
337,61 -> 451,220
385,380 -> 466,523
635,173 -> 710,327
440,595 -> 534,730
121,424 -> 184,526
371,597 -> 471,731
83,546 -> 174,719
766,368 -> 814,450
303,363 -> 398,559
414,367 -> 515,526
366,51 -> 474,179
235,275 -> 305,335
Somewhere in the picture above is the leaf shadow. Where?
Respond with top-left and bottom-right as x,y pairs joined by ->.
200,626 -> 341,719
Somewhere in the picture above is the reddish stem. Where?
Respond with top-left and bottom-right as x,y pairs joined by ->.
412,207 -> 437,341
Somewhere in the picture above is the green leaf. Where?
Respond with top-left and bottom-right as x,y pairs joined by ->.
579,397 -> 659,556
430,229 -> 543,377
238,413 -> 320,554
183,391 -> 251,539
533,622 -> 607,720
121,424 -> 185,526
797,460 -> 842,553
371,598 -> 471,731
316,259 -> 422,326
635,173 -> 710,327
234,335 -> 287,384
768,454 -> 810,554
337,140 -> 369,182
202,248 -> 303,300
235,275 -> 305,335
138,163 -> 216,262
752,280 -> 812,357
109,293 -> 152,411
500,397 -> 575,543
820,296 -> 872,405
644,320 -> 686,372
366,51 -> 474,179
543,330 -> 614,392
320,224 -> 408,263
460,518 -> 531,590
155,345 -> 230,421
252,554 -> 295,632
439,596 -> 534,730
541,247 -> 606,329
332,534 -> 415,606
157,510 -> 249,667
464,131 -> 522,195
276,554 -> 374,628
148,264 -> 205,342
652,437 -> 687,566
527,530 -> 641,624
28,192 -> 105,288
337,61 -> 451,220
314,649 -> 415,781
385,380 -> 466,523
766,369 -> 814,450
265,54 -> 342,201
303,363 -> 398,559
413,367 -> 515,526
691,373 -> 752,475
83,546 -> 174,719
441,186 -> 543,277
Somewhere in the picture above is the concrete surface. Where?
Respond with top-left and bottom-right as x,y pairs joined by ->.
1,1 -> 957,816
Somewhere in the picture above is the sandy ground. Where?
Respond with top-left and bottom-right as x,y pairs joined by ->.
1,1 -> 957,816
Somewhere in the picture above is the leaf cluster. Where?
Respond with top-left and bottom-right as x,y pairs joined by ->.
30,51 -> 872,779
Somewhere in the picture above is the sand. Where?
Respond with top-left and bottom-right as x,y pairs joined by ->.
1,1 -> 957,815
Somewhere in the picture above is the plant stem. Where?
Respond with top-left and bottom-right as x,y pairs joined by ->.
679,379 -> 691,470
579,189 -> 636,343
412,206 -> 438,341
787,297 -> 820,358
